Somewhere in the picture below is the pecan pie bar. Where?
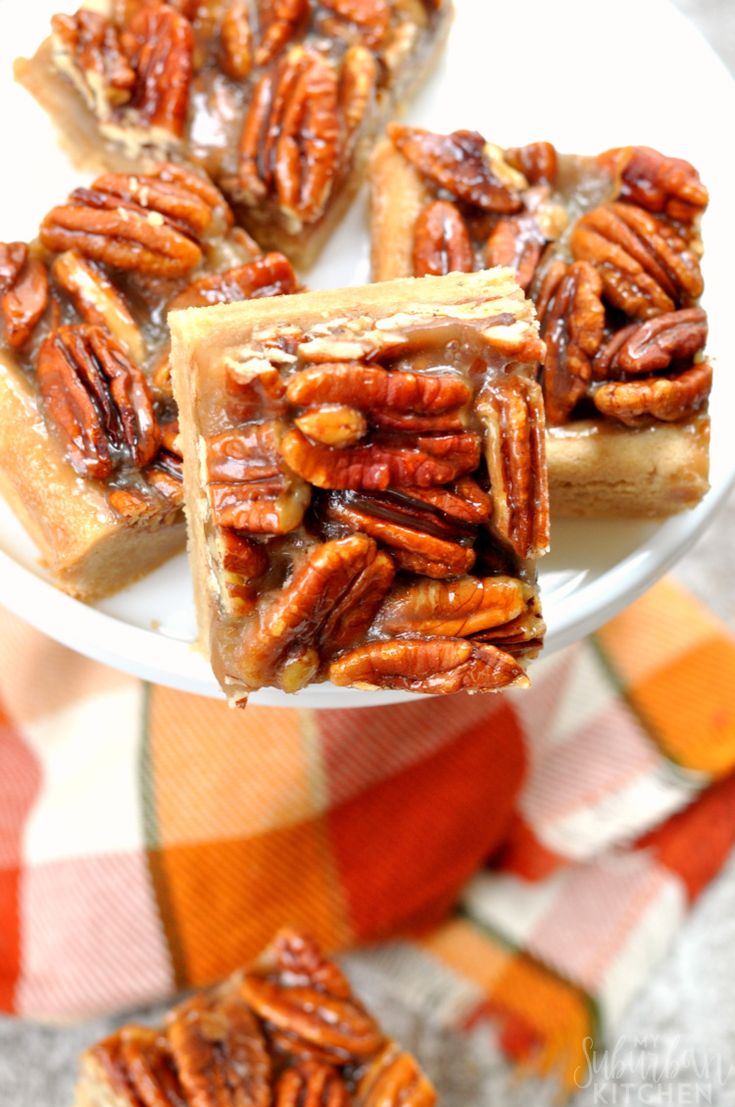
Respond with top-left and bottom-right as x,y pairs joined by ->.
16,0 -> 453,270
0,163 -> 300,599
170,268 -> 548,703
74,929 -> 437,1106
370,130 -> 711,517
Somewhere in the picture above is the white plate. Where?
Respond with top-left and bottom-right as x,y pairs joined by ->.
1,0 -> 734,708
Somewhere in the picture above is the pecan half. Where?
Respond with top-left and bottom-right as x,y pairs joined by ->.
0,247 -> 48,349
485,215 -> 546,292
377,576 -> 533,638
592,307 -> 707,379
389,125 -> 524,213
570,202 -> 704,319
504,142 -> 558,186
477,376 -> 549,559
234,536 -> 394,691
295,405 -> 368,447
167,989 -> 272,1107
537,260 -> 605,424
220,0 -> 253,80
51,10 -> 135,118
413,200 -> 474,277
122,3 -> 194,140
217,530 -> 269,616
324,492 -> 476,579
286,362 -> 470,412
243,929 -> 384,1062
279,429 -> 481,490
52,250 -> 144,363
592,361 -> 712,426
329,637 -> 528,694
276,1062 -> 352,1107
168,252 -> 299,311
40,168 -> 215,278
339,45 -> 378,139
599,145 -> 708,222
320,0 -> 391,48
207,422 -> 311,534
355,1042 -> 436,1107
254,0 -> 310,66
90,1027 -> 185,1107
37,324 -> 159,481
238,47 -> 341,229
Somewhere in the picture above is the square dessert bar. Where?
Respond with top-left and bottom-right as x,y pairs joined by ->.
74,929 -> 437,1106
371,129 -> 711,517
0,163 -> 300,599
171,268 -> 549,704
16,0 -> 453,269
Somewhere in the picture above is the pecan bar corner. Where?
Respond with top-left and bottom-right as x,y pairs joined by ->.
370,128 -> 712,518
0,163 -> 300,600
73,928 -> 437,1106
170,267 -> 548,703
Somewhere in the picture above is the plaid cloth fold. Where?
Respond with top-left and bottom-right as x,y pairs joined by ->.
1,577 -> 734,1090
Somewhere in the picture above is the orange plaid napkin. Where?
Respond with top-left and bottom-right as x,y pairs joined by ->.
1,577 -> 734,1090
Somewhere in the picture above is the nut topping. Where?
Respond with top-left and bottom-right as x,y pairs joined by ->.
329,637 -> 529,694
169,252 -> 299,311
295,405 -> 368,447
570,201 -> 703,320
377,575 -> 533,638
504,142 -> 558,186
286,362 -> 471,412
355,1042 -> 437,1107
220,0 -> 253,80
167,989 -> 272,1107
478,376 -> 549,560
537,260 -> 605,425
90,1026 -> 185,1107
0,247 -> 49,349
484,215 -> 546,292
122,3 -> 194,140
52,250 -> 145,363
243,928 -> 384,1061
276,1062 -> 352,1107
592,361 -> 712,426
389,125 -> 524,213
339,45 -> 379,139
592,307 -> 707,378
599,145 -> 709,222
320,0 -> 392,49
37,324 -> 159,481
413,200 -> 474,278
254,0 -> 310,67
51,10 -> 135,118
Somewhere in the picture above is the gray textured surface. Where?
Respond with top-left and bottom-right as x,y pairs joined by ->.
1,2 -> 735,1104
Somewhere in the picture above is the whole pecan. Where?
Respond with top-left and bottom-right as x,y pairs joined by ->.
320,0 -> 392,48
254,0 -> 310,66
36,324 -> 159,481
570,201 -> 704,319
286,362 -> 470,412
504,142 -> 558,186
389,125 -> 524,213
279,428 -> 481,490
592,361 -> 712,426
0,245 -> 49,349
324,492 -> 476,579
592,307 -> 707,379
51,10 -> 135,117
168,252 -> 299,311
122,3 -> 194,139
220,0 -> 253,80
234,536 -> 394,691
206,421 -> 311,534
276,1062 -> 352,1107
484,215 -> 546,292
329,637 -> 528,694
238,46 -> 341,229
39,168 -> 218,278
167,989 -> 272,1107
52,250 -> 144,363
377,575 -> 533,638
536,259 -> 605,424
243,927 -> 384,1062
598,145 -> 708,223
355,1042 -> 437,1107
477,376 -> 549,560
413,200 -> 474,277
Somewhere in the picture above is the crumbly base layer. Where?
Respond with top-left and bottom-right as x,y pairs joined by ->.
547,415 -> 710,518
